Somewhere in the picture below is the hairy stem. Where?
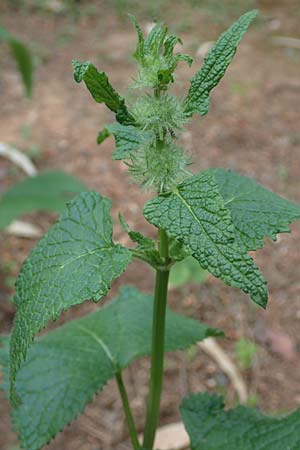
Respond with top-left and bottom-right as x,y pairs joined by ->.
143,229 -> 170,449
116,371 -> 141,450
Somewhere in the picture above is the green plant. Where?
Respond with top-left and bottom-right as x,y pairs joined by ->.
235,337 -> 257,370
2,10 -> 300,450
0,25 -> 34,97
0,170 -> 86,230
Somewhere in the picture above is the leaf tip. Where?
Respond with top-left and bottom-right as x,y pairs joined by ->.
72,60 -> 89,83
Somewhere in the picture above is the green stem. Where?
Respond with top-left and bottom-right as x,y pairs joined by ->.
116,371 -> 141,450
143,229 -> 170,449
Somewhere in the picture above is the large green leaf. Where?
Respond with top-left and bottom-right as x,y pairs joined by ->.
144,171 -> 267,307
72,60 -> 133,124
0,170 -> 86,229
107,123 -> 153,160
0,25 -> 34,97
9,191 -> 132,400
185,10 -> 257,116
209,168 -> 300,251
180,393 -> 300,450
1,286 -> 222,450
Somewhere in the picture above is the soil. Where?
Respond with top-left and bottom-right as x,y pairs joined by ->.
1,1 -> 300,449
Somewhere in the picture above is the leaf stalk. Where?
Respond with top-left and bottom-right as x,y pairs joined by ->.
116,371 -> 141,450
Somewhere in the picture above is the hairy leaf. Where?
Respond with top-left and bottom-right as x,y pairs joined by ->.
3,287 -> 222,450
130,17 -> 192,89
210,168 -> 300,250
144,23 -> 168,58
0,25 -> 34,96
107,123 -> 153,160
0,170 -> 86,229
164,34 -> 182,58
9,191 -> 132,400
72,60 -> 133,124
144,171 -> 267,307
185,10 -> 257,116
129,14 -> 145,63
180,393 -> 300,450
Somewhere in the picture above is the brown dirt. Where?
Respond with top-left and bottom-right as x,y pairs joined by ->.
1,1 -> 300,449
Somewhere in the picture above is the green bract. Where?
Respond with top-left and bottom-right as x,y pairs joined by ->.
5,10 -> 300,450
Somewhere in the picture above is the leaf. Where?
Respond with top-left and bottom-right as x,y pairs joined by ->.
3,286 -> 222,450
119,213 -> 156,250
119,213 -> 161,267
0,335 -> 9,391
185,10 -> 257,116
144,23 -> 168,58
180,392 -> 300,450
209,168 -> 300,251
0,25 -> 34,97
9,191 -> 132,401
144,171 -> 267,307
9,39 -> 34,97
169,256 -> 209,289
107,123 -> 153,160
164,34 -> 182,58
0,170 -> 86,229
72,60 -> 134,124
174,53 -> 193,66
129,14 -> 145,63
97,127 -> 111,145
130,19 -> 192,89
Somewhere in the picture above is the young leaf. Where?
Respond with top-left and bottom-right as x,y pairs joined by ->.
144,23 -> 168,58
0,25 -> 34,97
180,392 -> 300,450
129,14 -> 145,63
107,123 -> 153,160
0,170 -> 86,229
97,127 -> 111,145
3,287 -> 222,450
119,213 -> 161,267
72,60 -> 134,124
185,10 -> 257,117
119,213 -> 156,250
144,171 -> 267,307
164,34 -> 182,58
9,191 -> 132,400
210,168 -> 300,251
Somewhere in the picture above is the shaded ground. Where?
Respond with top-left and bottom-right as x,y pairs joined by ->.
1,1 -> 300,449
